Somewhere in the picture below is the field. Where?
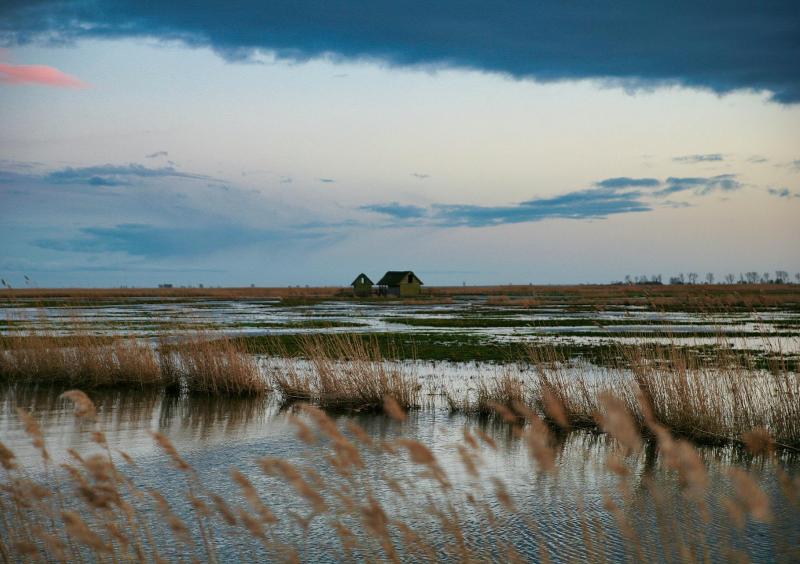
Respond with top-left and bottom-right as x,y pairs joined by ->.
1,284 -> 799,561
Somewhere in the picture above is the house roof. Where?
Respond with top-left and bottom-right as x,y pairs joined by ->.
350,273 -> 374,286
377,271 -> 423,286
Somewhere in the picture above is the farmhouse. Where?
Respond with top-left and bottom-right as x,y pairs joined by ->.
350,273 -> 374,297
377,271 -> 423,297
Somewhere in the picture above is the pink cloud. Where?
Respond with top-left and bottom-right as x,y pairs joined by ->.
0,63 -> 88,88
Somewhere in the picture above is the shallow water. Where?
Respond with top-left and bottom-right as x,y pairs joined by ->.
3,298 -> 799,352
2,297 -> 799,559
1,383 -> 798,561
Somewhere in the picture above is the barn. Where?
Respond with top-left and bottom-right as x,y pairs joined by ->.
377,271 -> 423,297
350,273 -> 374,297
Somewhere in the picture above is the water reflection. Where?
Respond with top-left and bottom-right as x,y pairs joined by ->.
159,392 -> 271,439
0,383 -> 798,561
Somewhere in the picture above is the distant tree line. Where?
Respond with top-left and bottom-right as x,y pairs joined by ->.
612,271 -> 798,285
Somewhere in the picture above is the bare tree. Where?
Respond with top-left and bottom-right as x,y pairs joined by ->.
775,270 -> 789,283
688,272 -> 699,284
705,272 -> 714,285
761,272 -> 770,283
745,272 -> 759,284
796,273 -> 800,284
724,273 -> 735,284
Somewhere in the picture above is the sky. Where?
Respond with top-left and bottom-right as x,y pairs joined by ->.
1,1 -> 799,287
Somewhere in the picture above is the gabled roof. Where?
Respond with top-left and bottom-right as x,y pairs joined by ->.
377,271 -> 423,286
351,273 -> 374,286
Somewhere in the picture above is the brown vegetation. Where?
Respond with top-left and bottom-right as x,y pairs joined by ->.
0,390 -> 796,561
445,343 -> 800,449
0,330 -> 266,395
161,334 -> 268,396
3,283 -> 799,313
0,333 -> 163,388
270,334 -> 419,411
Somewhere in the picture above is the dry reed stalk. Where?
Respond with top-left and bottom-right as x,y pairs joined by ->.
258,457 -> 327,513
167,333 -> 269,396
0,386 -> 797,562
1,327 -> 165,388
445,369 -> 529,417
271,334 -> 420,412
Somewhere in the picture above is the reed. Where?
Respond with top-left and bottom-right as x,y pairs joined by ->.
163,334 -> 269,396
269,334 -> 420,411
445,369 -> 528,416
628,344 -> 800,447
0,332 -> 163,388
0,389 -> 794,562
0,327 -> 267,395
438,339 -> 800,448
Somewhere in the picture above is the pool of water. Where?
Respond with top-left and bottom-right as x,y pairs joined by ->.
3,298 -> 799,348
1,383 -> 798,561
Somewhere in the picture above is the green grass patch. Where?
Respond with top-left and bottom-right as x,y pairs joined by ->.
385,316 -> 718,328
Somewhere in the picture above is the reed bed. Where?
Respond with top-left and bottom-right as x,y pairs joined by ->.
269,334 -> 419,411
5,283 -> 799,314
4,326 -> 797,447
0,390 -> 796,562
0,328 -> 267,395
444,342 -> 800,449
444,369 -> 528,416
0,333 -> 164,388
162,334 -> 268,396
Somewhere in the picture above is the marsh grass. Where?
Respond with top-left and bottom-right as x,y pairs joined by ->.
161,334 -> 268,396
2,314 -> 798,446
444,370 -> 528,416
0,327 -> 265,395
442,341 -> 800,449
0,389 -> 796,562
0,332 -> 163,389
270,334 -> 419,411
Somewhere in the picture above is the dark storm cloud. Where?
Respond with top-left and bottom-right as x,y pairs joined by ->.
145,151 -> 168,158
672,154 -> 724,164
1,1 -> 798,102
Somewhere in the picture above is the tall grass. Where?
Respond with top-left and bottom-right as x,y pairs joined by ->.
4,283 -> 799,313
445,342 -> 800,449
3,326 -> 798,446
270,334 -> 419,411
444,369 -> 527,416
162,334 -> 268,396
0,333 -> 163,388
0,329 -> 266,395
0,389 -> 795,561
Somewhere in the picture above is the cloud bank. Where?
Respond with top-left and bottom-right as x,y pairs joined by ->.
363,174 -> 744,227
1,1 -> 798,102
